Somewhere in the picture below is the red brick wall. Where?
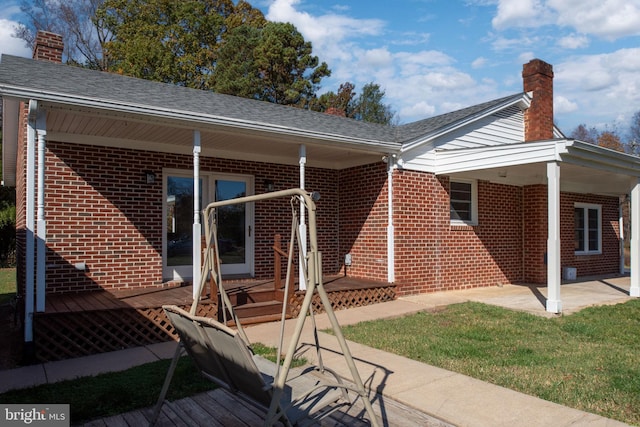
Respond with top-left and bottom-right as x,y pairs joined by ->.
523,185 -> 548,282
338,162 -> 389,281
560,193 -> 620,277
523,59 -> 554,141
42,141 -> 339,293
393,172 -> 524,296
523,185 -> 620,282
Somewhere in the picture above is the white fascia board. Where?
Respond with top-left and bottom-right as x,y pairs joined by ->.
562,140 -> 640,176
400,96 -> 529,153
433,140 -> 562,175
0,84 -> 399,154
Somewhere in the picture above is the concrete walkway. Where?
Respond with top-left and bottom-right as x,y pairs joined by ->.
0,277 -> 634,426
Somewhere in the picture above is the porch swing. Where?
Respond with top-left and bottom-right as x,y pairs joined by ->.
150,188 -> 380,427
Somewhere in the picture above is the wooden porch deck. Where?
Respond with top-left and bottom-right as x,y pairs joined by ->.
34,276 -> 395,362
79,387 -> 451,427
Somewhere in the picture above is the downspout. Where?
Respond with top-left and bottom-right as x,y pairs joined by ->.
386,155 -> 395,283
298,145 -> 307,290
192,130 -> 202,300
36,108 -> 47,312
24,100 -> 37,350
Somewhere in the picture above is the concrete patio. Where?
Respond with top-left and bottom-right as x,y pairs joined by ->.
399,274 -> 633,318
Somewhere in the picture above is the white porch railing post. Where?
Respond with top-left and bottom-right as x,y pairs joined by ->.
298,145 -> 307,290
192,130 -> 202,300
387,156 -> 395,283
630,178 -> 640,297
546,161 -> 562,313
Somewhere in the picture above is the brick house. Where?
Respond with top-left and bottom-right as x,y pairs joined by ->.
2,32 -> 640,354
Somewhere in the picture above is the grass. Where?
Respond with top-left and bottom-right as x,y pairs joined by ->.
339,300 -> 640,426
0,343 -> 305,425
0,267 -> 16,305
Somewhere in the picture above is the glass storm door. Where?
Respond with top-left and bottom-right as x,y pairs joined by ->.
164,173 -> 253,281
215,178 -> 252,276
165,175 -> 204,281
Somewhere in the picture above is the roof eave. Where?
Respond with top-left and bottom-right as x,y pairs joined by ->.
0,84 -> 401,154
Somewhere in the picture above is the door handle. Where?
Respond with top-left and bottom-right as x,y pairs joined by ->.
248,225 -> 251,237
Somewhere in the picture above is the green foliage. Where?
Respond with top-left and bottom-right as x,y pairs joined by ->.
353,82 -> 395,125
99,0 -> 264,89
0,139 -> 16,268
214,21 -> 331,107
340,301 -> 640,425
310,81 -> 395,125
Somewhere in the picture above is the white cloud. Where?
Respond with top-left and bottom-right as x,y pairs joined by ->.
400,101 -> 436,119
491,0 -> 640,40
492,0 -> 552,30
557,33 -> 589,49
472,57 -> 488,69
554,48 -> 640,127
554,95 -> 578,113
0,19 -> 30,58
549,0 -> 640,40
518,51 -> 536,63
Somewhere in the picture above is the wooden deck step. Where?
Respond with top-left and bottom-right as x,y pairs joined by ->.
228,300 -> 285,319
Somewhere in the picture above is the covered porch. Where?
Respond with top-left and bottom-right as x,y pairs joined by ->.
435,138 -> 640,313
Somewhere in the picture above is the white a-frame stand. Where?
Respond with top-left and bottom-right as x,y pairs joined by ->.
151,189 -> 379,427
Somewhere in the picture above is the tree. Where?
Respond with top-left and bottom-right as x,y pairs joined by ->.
352,82 -> 395,125
629,111 -> 640,156
14,0 -> 112,70
213,21 -> 330,107
309,82 -> 356,117
597,131 -> 624,152
569,124 -> 598,144
252,22 -> 330,107
99,0 -> 242,89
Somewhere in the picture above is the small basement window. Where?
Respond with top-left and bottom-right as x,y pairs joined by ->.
450,179 -> 478,226
574,203 -> 601,255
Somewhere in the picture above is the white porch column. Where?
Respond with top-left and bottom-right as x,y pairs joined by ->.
299,145 -> 307,290
36,109 -> 47,312
546,161 -> 562,313
24,100 -> 37,343
630,179 -> 640,297
192,130 -> 202,300
386,156 -> 395,283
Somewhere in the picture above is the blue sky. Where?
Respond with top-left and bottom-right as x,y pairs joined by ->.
1,0 -> 640,136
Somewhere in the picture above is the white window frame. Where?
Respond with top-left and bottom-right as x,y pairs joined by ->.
574,203 -> 602,255
450,178 -> 478,226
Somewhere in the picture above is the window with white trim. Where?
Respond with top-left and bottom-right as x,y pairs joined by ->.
574,203 -> 601,254
450,179 -> 478,226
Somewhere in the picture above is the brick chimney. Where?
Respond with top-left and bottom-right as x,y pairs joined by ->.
522,59 -> 554,141
33,31 -> 64,63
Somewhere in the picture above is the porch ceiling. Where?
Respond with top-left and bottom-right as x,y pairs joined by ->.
451,162 -> 635,197
44,105 -> 388,170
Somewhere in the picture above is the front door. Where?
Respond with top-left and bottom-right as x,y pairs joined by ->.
163,171 -> 253,281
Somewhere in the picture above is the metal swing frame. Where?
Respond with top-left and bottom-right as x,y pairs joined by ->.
151,188 -> 379,426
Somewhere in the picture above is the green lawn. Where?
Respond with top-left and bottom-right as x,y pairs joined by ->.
0,267 -> 16,305
339,300 -> 640,426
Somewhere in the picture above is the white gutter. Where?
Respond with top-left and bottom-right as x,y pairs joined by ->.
298,145 -> 307,290
24,100 -> 37,344
192,130 -> 202,300
386,155 -> 395,283
36,108 -> 47,312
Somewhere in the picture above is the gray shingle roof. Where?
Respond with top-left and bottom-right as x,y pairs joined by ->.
0,54 -> 525,147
